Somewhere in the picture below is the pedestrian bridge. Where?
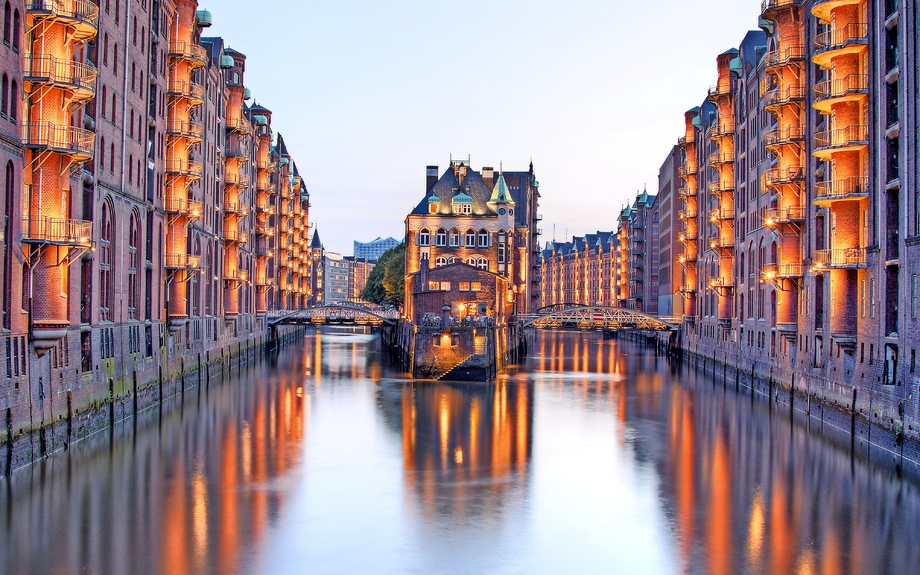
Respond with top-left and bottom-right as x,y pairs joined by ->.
267,304 -> 399,327
518,304 -> 676,331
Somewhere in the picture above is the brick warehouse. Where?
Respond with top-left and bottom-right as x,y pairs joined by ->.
0,0 -> 319,472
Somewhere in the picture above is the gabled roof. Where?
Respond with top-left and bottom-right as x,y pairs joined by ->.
410,165 -> 496,216
488,173 -> 515,205
310,230 -> 323,248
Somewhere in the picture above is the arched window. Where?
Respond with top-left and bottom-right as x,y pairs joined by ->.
418,228 -> 430,246
128,154 -> 133,183
109,142 -> 114,172
478,229 -> 489,247
103,33 -> 109,66
435,228 -> 446,247
465,229 -> 475,247
477,258 -> 488,270
11,9 -> 18,51
465,257 -> 476,265
2,3 -> 10,45
435,256 -> 447,267
100,201 -> 115,322
113,44 -> 119,75
1,74 -> 7,116
205,242 -> 213,315
101,86 -> 107,118
449,228 -> 460,247
498,243 -> 505,263
127,212 -> 139,320
9,79 -> 16,121
2,161 -> 13,329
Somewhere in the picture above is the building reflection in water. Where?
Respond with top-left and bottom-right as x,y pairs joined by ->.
392,378 -> 533,538
0,346 -> 309,575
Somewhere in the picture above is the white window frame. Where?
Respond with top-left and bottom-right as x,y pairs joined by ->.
419,228 -> 430,246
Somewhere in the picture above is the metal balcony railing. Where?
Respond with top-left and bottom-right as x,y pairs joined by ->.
224,202 -> 249,217
225,173 -> 251,187
709,208 -> 734,222
223,230 -> 249,244
26,0 -> 99,39
678,209 -> 698,220
764,125 -> 806,147
813,176 -> 870,202
761,0 -> 803,15
678,231 -> 698,243
164,197 -> 203,218
678,164 -> 698,178
710,236 -> 735,250
710,116 -> 735,138
166,120 -> 204,140
167,41 -> 208,67
763,206 -> 807,226
21,216 -> 91,246
22,54 -> 97,97
762,262 -> 805,279
763,84 -> 806,109
164,159 -> 203,178
678,133 -> 696,146
255,224 -> 275,237
814,74 -> 869,102
763,166 -> 805,187
256,160 -> 276,172
225,146 -> 249,160
709,180 -> 734,194
223,269 -> 249,282
708,81 -> 732,99
164,253 -> 202,269
21,122 -> 94,159
814,125 -> 869,152
708,277 -> 734,289
709,151 -> 735,165
166,78 -> 205,102
226,117 -> 252,134
814,23 -> 869,52
813,248 -> 867,268
762,44 -> 806,69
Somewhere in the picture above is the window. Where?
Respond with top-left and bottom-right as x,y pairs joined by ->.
100,202 -> 114,322
459,282 -> 470,291
471,282 -> 482,291
101,86 -> 107,117
2,161 -> 13,330
2,3 -> 9,45
449,228 -> 460,247
113,44 -> 118,75
440,282 -> 450,291
1,73 -> 7,116
435,228 -> 446,247
478,229 -> 489,247
103,34 -> 108,65
11,9 -> 17,51
477,258 -> 488,270
419,228 -> 430,246
912,275 -> 917,319
434,256 -> 447,267
870,279 -> 876,317
465,229 -> 475,247
6,79 -> 13,121
128,213 -> 139,320
498,244 -> 505,263
861,279 -> 866,317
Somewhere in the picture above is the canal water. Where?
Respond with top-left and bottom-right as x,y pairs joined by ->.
2,330 -> 919,575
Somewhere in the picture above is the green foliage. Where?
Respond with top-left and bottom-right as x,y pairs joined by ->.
361,243 -> 405,307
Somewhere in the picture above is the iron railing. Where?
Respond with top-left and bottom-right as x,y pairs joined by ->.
813,176 -> 869,201
22,54 -> 97,96
21,216 -> 91,245
21,122 -> 94,158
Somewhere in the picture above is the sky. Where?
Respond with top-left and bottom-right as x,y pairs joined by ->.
206,0 -> 762,255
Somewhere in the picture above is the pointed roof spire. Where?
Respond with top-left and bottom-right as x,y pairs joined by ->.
488,168 -> 515,205
310,229 -> 323,248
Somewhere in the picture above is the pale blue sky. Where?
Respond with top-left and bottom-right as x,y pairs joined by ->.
206,0 -> 761,255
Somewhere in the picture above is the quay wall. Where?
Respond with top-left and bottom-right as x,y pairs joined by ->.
2,320 -> 307,475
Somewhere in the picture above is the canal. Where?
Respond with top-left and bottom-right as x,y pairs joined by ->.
2,329 -> 919,574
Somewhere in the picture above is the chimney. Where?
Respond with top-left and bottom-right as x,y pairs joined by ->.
426,166 -> 438,191
482,166 -> 494,189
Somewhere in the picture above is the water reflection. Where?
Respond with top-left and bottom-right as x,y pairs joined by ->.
0,329 -> 919,574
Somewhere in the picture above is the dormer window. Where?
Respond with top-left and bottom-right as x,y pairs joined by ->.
451,191 -> 473,214
428,193 -> 440,214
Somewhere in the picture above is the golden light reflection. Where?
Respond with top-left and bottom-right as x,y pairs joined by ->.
747,489 -> 765,564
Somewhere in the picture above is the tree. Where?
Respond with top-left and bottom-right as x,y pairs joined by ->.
361,243 -> 404,307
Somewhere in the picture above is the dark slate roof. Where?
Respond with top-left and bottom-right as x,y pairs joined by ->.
277,133 -> 290,157
250,103 -> 271,114
502,171 -> 532,226
224,47 -> 244,56
410,165 -> 496,217
199,37 -> 224,63
739,30 -> 767,74
310,230 -> 323,248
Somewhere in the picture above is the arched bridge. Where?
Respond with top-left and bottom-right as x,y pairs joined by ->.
518,304 -> 676,331
267,304 -> 399,327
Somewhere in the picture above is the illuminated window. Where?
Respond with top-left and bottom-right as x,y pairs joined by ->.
440,281 -> 451,290
419,228 -> 430,246
435,256 -> 447,267
498,243 -> 505,263
477,258 -> 488,270
471,282 -> 482,291
459,282 -> 470,291
449,228 -> 460,247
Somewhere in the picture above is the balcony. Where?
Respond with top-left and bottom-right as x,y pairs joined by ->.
709,208 -> 734,222
762,262 -> 805,279
164,253 -> 202,270
708,277 -> 734,291
678,252 -> 698,266
709,180 -> 734,194
764,125 -> 806,148
225,146 -> 250,161
224,202 -> 249,217
167,41 -> 208,68
709,151 -> 735,166
166,119 -> 204,141
678,133 -> 695,146
679,184 -> 697,199
708,81 -> 732,101
813,125 -> 868,158
678,231 -> 698,243
762,44 -> 806,72
21,122 -> 94,161
763,206 -> 807,227
813,247 -> 867,269
709,236 -> 735,251
811,0 -> 864,21
226,117 -> 252,135
165,159 -> 203,179
763,166 -> 805,188
813,23 -> 869,67
225,173 -> 251,188
21,216 -> 91,246
813,74 -> 868,112
256,160 -> 276,172
223,269 -> 249,282
678,209 -> 698,220
255,223 -> 275,237
166,78 -> 204,104
26,0 -> 98,41
256,203 -> 275,215
22,54 -> 97,100
763,84 -> 806,112
223,230 -> 249,244
813,176 -> 869,205
164,197 -> 203,219
710,116 -> 735,139
761,0 -> 803,18
678,164 -> 698,178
